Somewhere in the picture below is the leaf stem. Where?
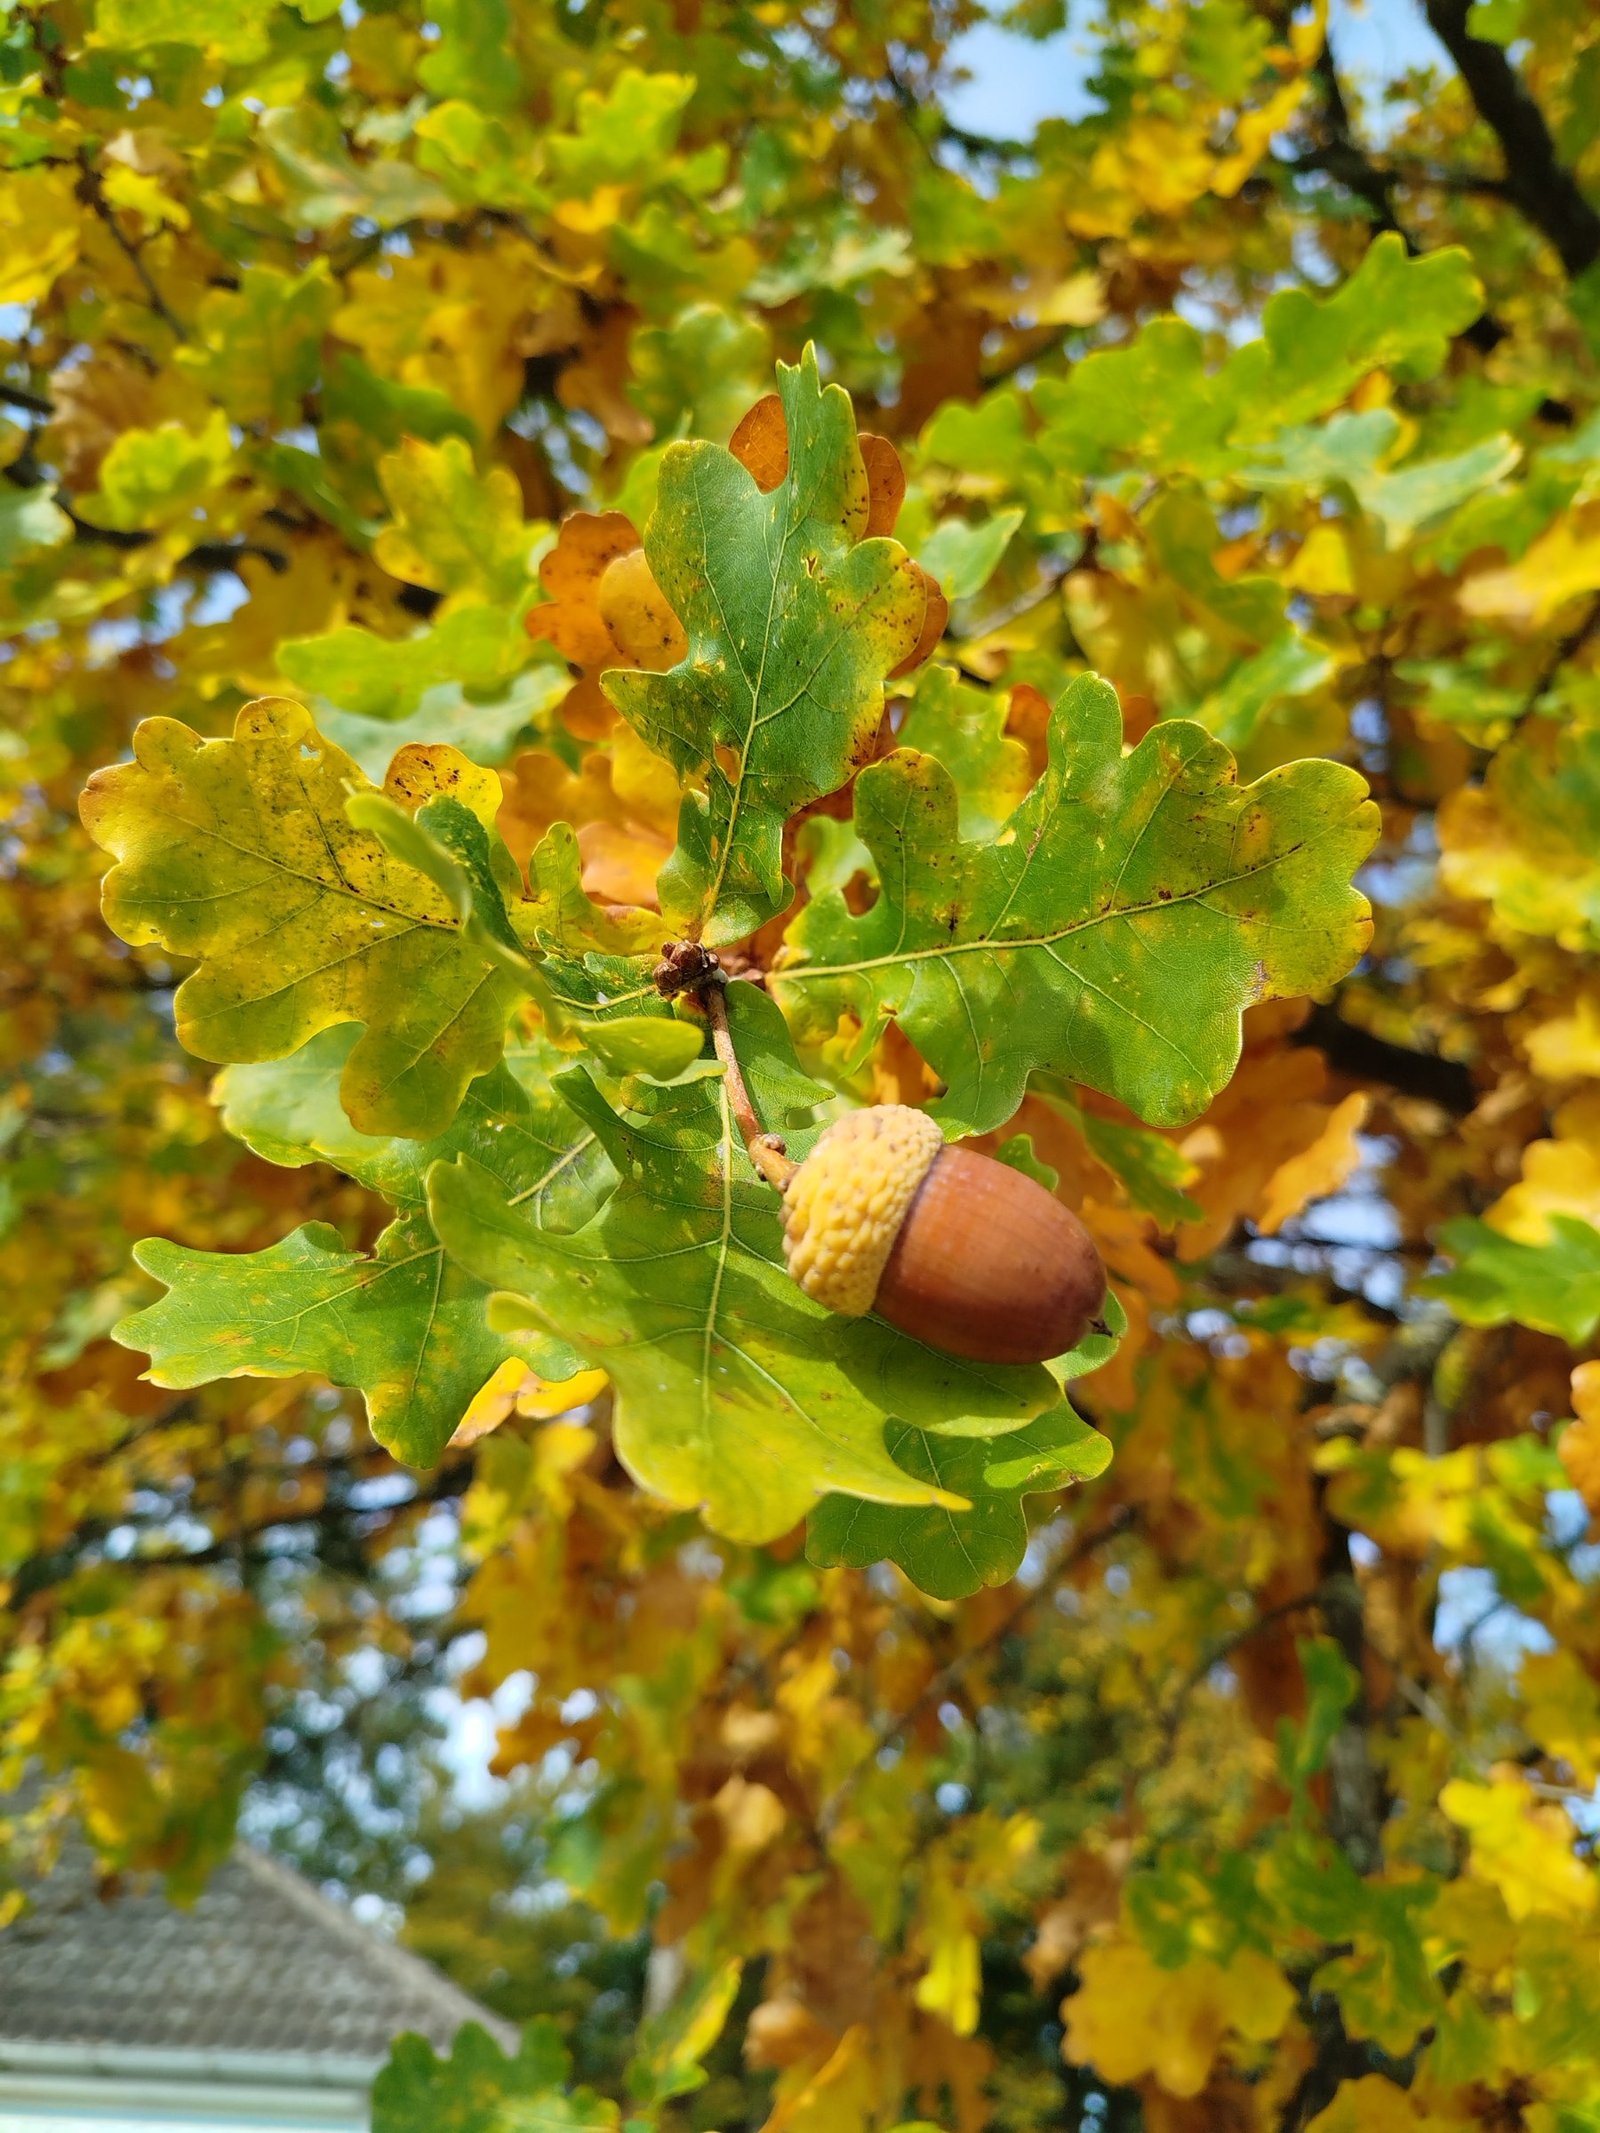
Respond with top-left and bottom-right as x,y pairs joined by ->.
701,982 -> 798,1190
655,941 -> 797,1190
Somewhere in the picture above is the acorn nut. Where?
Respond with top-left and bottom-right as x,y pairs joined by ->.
781,1104 -> 1107,1365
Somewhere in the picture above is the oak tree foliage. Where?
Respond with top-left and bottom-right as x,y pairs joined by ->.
5,0 -> 1600,2127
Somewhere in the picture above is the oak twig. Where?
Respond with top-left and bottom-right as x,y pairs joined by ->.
654,942 -> 798,1189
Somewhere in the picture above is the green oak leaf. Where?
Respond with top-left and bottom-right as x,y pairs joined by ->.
994,1133 -> 1059,1190
546,69 -> 696,192
0,485 -> 72,568
95,0 -> 278,62
774,673 -> 1378,1134
80,698 -> 525,1139
116,1028 -> 607,1463
278,606 -> 537,724
374,2020 -> 618,2133
607,346 -> 927,945
316,668 -> 568,786
1423,1217 -> 1600,1345
897,664 -> 1033,840
807,1401 -> 1113,1600
1243,412 -> 1521,547
1030,235 -> 1483,482
77,411 -> 233,533
1188,634 -> 1335,756
174,261 -> 338,429
373,436 -> 539,606
321,354 -> 477,450
426,988 -> 1069,1542
918,506 -> 1024,599
258,105 -> 456,232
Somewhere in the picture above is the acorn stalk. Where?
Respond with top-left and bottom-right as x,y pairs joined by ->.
671,957 -> 1107,1365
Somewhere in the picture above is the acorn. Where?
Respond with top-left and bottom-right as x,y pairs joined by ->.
780,1105 -> 1107,1365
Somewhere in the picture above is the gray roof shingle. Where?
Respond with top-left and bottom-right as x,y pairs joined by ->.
0,1841 -> 512,2066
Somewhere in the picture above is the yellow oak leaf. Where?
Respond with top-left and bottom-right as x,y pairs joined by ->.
1487,1089 -> 1600,1242
1214,77 -> 1313,198
333,238 -> 561,438
1460,505 -> 1600,629
913,1868 -> 982,2037
447,1361 -> 609,1447
1560,1361 -> 1600,1515
1440,1771 -> 1598,1921
1520,1649 -> 1600,1790
760,2025 -> 879,2133
1523,985 -> 1600,1082
1305,2073 -> 1460,2132
101,163 -> 190,232
0,169 -> 80,304
1062,1937 -> 1295,2098
1256,1089 -> 1370,1235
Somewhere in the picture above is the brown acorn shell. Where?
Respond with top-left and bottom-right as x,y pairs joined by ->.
871,1147 -> 1106,1365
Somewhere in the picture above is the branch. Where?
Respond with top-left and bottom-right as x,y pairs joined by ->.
1294,1002 -> 1479,1115
0,380 -> 54,417
1149,1587 -> 1333,1768
1299,42 -> 1507,354
1424,0 -> 1600,279
75,148 -> 187,340
819,1506 -> 1138,1832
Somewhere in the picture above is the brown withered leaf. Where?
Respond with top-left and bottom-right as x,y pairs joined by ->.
729,392 -> 905,537
557,304 -> 652,446
728,390 -> 788,490
527,509 -> 640,668
889,561 -> 948,678
524,510 -> 684,740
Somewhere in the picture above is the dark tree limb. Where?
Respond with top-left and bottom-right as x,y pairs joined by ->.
1301,41 -> 1507,354
1295,1002 -> 1479,1115
0,380 -> 54,417
1423,0 -> 1600,279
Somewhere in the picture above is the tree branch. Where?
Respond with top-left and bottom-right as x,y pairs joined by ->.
1300,42 -> 1507,354
74,148 -> 187,341
1424,0 -> 1600,279
0,380 -> 54,417
1295,1002 -> 1478,1115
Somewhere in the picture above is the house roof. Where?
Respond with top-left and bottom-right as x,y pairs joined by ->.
0,1839 -> 514,2072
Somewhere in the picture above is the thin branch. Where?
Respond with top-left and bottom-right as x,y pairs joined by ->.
820,1507 -> 1137,1833
1145,1587 -> 1333,1773
74,148 -> 186,341
702,981 -> 797,1188
0,380 -> 54,417
1299,41 -> 1507,355
1293,1003 -> 1478,1116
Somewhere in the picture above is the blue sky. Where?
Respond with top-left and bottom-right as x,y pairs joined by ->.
943,0 -> 1450,142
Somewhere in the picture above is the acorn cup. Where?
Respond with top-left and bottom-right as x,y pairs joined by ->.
780,1105 -> 1107,1366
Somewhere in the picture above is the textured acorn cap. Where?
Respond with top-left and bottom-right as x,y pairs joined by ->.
782,1104 -> 945,1316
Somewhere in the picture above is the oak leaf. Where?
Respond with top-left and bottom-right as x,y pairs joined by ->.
776,675 -> 1378,1134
